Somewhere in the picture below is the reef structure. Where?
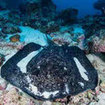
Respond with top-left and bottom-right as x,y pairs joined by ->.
1,39 -> 98,101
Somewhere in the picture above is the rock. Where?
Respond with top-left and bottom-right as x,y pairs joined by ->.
42,21 -> 60,34
50,25 -> 85,49
56,8 -> 78,25
89,102 -> 97,105
2,25 -> 21,34
87,29 -> 105,52
10,34 -> 20,43
0,88 -> 35,105
42,101 -> 52,105
96,93 -> 105,105
0,31 -> 7,38
94,0 -> 105,15
0,15 -> 4,21
79,15 -> 105,40
19,1 -> 40,14
0,53 -> 5,66
19,0 -> 57,33
0,0 -> 6,10
20,0 -> 56,16
100,80 -> 105,92
87,92 -> 94,100
8,11 -> 21,25
5,0 -> 24,10
0,77 -> 7,90
93,96 -> 99,102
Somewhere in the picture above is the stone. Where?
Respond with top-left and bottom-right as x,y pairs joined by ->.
0,31 -> 6,38
0,53 -> 5,66
100,80 -> 105,92
87,92 -> 94,100
2,25 -> 21,34
10,34 -> 20,43
56,8 -> 78,25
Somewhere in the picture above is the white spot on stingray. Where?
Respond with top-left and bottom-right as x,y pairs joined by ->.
65,84 -> 69,94
78,82 -> 84,88
37,66 -> 40,69
64,67 -> 67,70
73,57 -> 89,81
29,84 -> 38,94
17,48 -> 42,73
26,76 -> 31,83
42,91 -> 59,99
28,84 -> 59,99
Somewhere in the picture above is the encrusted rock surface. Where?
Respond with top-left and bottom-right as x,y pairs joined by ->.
87,29 -> 105,52
0,53 -> 5,66
2,25 -> 21,34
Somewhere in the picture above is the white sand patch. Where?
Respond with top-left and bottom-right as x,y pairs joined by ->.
19,26 -> 48,46
6,26 -> 49,46
73,57 -> 89,81
73,26 -> 84,34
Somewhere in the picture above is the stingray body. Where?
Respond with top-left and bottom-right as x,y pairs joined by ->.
1,41 -> 98,100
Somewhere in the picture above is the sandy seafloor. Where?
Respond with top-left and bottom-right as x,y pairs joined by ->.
0,25 -> 105,105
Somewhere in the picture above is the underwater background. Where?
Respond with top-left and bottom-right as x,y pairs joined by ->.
0,0 -> 105,105
53,0 -> 100,17
0,0 -> 101,17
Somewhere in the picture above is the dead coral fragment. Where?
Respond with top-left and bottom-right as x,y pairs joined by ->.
0,88 -> 35,105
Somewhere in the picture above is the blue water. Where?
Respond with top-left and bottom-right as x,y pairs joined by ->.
0,0 -> 100,18
4,0 -> 24,9
52,0 -> 100,18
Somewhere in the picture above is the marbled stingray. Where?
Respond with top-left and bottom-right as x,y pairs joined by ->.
1,39 -> 98,100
